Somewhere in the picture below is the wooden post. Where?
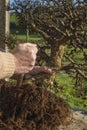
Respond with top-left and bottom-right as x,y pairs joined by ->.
0,0 -> 10,50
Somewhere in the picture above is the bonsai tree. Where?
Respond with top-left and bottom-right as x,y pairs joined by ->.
11,0 -> 87,88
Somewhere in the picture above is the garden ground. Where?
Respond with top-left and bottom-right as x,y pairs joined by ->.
59,110 -> 87,130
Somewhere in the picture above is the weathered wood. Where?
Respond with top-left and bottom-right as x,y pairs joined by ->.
0,0 -> 10,50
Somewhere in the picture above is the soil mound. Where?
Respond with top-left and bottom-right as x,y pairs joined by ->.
0,82 -> 71,130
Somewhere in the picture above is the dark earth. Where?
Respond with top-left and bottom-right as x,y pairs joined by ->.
0,80 -> 71,130
0,81 -> 87,130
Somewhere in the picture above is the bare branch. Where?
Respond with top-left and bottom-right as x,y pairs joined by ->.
64,54 -> 87,80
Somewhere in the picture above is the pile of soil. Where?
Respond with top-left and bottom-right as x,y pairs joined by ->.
0,81 -> 71,130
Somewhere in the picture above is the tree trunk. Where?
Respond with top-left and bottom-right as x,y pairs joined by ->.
47,44 -> 65,85
51,44 -> 64,69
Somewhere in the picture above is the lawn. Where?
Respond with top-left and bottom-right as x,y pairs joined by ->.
10,28 -> 42,41
17,34 -> 42,41
55,72 -> 87,111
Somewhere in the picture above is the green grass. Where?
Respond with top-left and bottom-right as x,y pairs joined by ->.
55,73 -> 87,111
17,34 -> 42,41
10,27 -> 42,41
10,14 -> 16,23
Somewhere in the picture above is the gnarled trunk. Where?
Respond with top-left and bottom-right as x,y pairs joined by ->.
51,44 -> 64,69
47,44 -> 65,85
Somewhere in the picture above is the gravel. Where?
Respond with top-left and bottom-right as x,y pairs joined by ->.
58,110 -> 87,130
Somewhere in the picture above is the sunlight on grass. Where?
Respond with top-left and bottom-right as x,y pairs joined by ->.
17,34 -> 42,41
10,14 -> 17,23
55,72 -> 87,111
